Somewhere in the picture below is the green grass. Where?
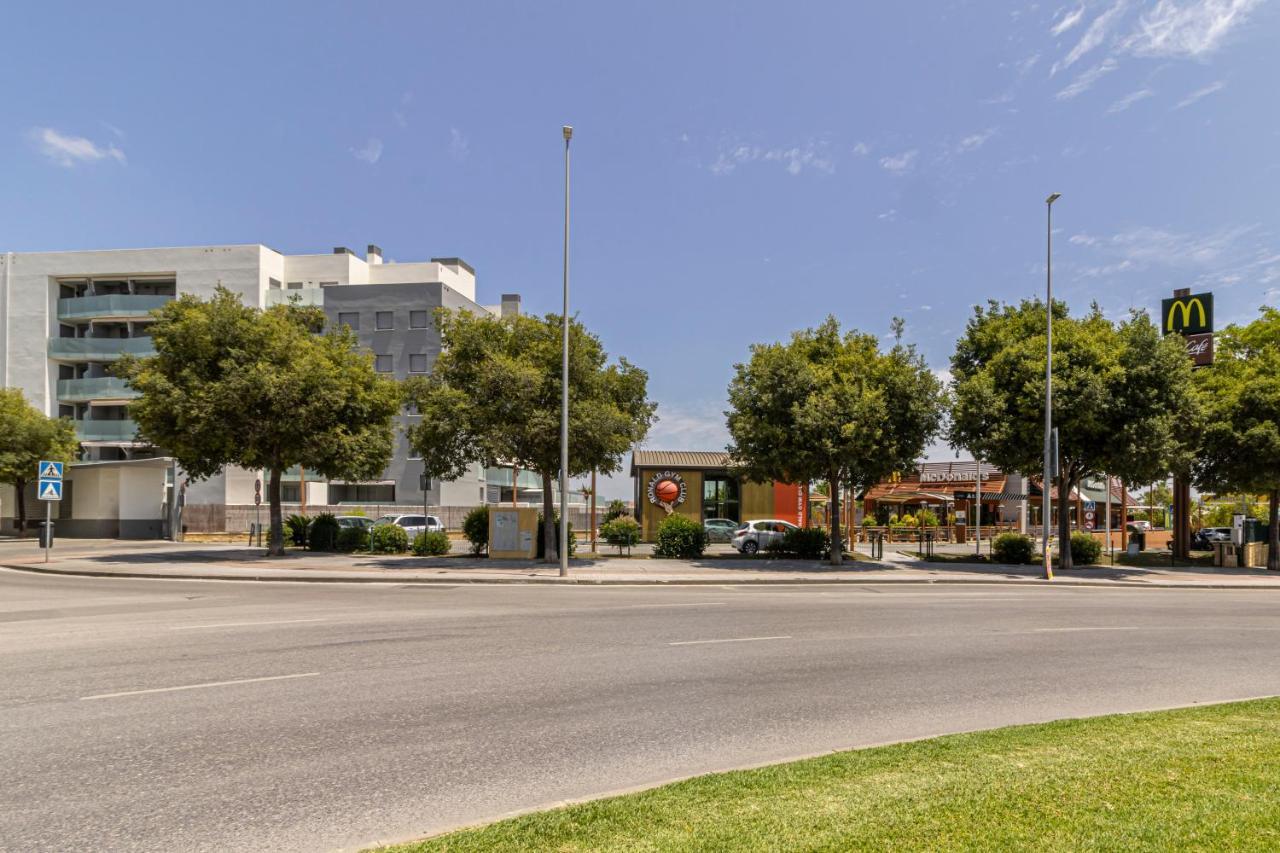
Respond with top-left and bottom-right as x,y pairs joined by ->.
377,698 -> 1280,852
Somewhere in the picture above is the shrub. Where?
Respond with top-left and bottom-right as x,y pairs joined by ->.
654,514 -> 706,559
461,506 -> 489,555
1070,531 -> 1103,565
992,532 -> 1035,564
917,509 -> 940,528
412,530 -> 452,557
284,514 -> 311,547
900,513 -> 918,527
861,516 -> 874,527
602,499 -> 630,523
601,516 -> 641,553
369,523 -> 409,554
335,526 -> 369,553
308,513 -> 339,551
535,513 -> 577,558
764,526 -> 831,559
343,507 -> 366,516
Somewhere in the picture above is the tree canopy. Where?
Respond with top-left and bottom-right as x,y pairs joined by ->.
0,388 -> 79,533
404,309 -> 654,561
726,316 -> 944,564
1193,307 -> 1280,570
949,299 -> 1198,569
117,287 -> 401,555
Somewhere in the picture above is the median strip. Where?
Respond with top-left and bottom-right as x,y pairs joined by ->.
80,672 -> 320,700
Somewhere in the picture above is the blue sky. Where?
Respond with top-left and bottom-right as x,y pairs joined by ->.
4,1 -> 1278,497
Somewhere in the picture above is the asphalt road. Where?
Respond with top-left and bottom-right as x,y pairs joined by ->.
3,570 -> 1280,852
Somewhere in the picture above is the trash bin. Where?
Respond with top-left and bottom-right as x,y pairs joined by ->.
37,521 -> 54,549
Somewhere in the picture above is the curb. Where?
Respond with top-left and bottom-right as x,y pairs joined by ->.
5,561 -> 1280,589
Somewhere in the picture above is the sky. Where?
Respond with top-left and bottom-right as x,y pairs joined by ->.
4,1 -> 1279,498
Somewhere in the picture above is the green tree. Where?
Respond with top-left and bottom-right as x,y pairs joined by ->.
1193,308 -> 1280,571
117,287 -> 400,556
0,389 -> 79,534
726,316 -> 944,565
949,300 -> 1198,570
404,310 -> 654,562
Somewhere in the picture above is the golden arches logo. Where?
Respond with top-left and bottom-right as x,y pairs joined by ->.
1166,297 -> 1207,333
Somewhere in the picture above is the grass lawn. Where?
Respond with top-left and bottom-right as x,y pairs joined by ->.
377,698 -> 1280,852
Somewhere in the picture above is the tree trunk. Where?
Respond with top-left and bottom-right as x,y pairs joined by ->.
15,477 -> 27,536
541,469 -> 558,563
267,466 -> 285,556
1057,472 -> 1074,572
828,474 -> 842,566
1269,488 -> 1279,572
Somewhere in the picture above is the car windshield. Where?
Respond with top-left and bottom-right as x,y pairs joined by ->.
374,516 -> 396,526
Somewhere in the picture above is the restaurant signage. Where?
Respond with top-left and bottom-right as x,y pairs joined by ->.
1161,290 -> 1214,367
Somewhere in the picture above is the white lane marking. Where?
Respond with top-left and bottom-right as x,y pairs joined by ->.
609,602 -> 726,609
669,635 -> 792,646
170,618 -> 327,630
1034,626 -> 1144,633
81,672 -> 320,701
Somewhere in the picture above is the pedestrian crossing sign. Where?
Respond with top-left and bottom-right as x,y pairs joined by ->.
38,479 -> 63,501
38,460 -> 64,480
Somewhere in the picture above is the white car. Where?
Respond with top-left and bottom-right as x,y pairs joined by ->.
374,514 -> 444,538
730,519 -> 799,555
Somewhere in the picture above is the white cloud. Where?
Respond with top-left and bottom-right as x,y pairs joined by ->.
878,209 -> 898,222
449,127 -> 469,160
1174,79 -> 1226,108
852,141 -> 870,156
1107,87 -> 1155,112
710,140 -> 834,176
879,149 -> 918,174
957,128 -> 996,152
1071,223 -> 1280,289
1056,57 -> 1119,99
1051,6 -> 1086,36
351,137 -> 383,164
1052,0 -> 1127,75
1122,0 -> 1261,58
644,401 -> 730,452
31,127 -> 126,167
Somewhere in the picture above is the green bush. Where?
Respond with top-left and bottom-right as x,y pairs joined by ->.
917,509 -> 940,528
535,513 -> 577,558
369,523 -> 409,554
335,526 -> 369,553
462,506 -> 489,555
308,513 -> 339,551
654,514 -> 706,559
992,532 -> 1035,564
601,516 -> 641,553
1071,531 -> 1103,565
412,530 -> 452,557
284,514 -> 311,547
602,499 -> 630,523
764,526 -> 831,559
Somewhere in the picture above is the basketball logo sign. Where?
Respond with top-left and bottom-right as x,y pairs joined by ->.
646,470 -> 687,515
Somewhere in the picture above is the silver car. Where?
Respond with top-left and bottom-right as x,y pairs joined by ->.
374,514 -> 444,538
704,518 -> 738,543
730,519 -> 799,555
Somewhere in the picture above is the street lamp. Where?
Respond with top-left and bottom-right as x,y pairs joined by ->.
560,125 -> 572,578
1043,191 -> 1061,580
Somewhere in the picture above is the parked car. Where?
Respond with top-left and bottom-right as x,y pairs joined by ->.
1191,526 -> 1232,550
704,518 -> 739,543
1127,519 -> 1152,532
374,514 -> 444,538
731,519 -> 799,555
335,515 -> 374,530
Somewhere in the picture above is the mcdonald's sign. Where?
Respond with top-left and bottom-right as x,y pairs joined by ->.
1161,292 -> 1213,336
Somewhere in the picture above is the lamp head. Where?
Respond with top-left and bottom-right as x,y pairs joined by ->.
1046,192 -> 1062,205
562,125 -> 573,140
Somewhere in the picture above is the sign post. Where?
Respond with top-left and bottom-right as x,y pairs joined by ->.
1162,288 -> 1214,559
37,460 -> 64,563
254,478 -> 262,547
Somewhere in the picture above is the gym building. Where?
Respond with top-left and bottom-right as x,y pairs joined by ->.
630,450 -> 808,541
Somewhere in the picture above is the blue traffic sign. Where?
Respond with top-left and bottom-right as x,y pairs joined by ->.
38,460 -> 64,480
38,479 -> 63,501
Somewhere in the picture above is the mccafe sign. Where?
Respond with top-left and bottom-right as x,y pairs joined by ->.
1161,291 -> 1214,367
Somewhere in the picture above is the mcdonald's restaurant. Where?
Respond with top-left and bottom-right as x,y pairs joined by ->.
630,451 -> 808,542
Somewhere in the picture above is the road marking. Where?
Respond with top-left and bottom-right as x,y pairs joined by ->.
170,618 -> 327,630
609,602 -> 726,609
80,672 -> 320,701
669,635 -> 791,646
1034,626 -> 1144,633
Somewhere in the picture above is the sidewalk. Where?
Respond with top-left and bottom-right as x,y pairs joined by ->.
5,541 -> 1280,587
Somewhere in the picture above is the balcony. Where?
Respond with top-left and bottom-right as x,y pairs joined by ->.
75,418 -> 141,443
57,294 -> 171,322
57,377 -> 138,403
48,337 -> 155,362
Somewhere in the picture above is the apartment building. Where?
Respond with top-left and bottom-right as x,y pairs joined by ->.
0,244 -> 517,533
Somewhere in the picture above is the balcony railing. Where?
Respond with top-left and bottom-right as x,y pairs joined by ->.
74,418 -> 141,443
57,294 -> 172,322
57,377 -> 138,403
49,337 -> 155,361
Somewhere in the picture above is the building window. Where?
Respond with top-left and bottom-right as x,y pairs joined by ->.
338,312 -> 360,330
375,355 -> 393,373
319,281 -> 339,288
329,483 -> 395,503
703,476 -> 740,522
269,278 -> 282,290
287,281 -> 303,290
375,311 -> 394,330
409,354 -> 428,373
410,310 -> 429,329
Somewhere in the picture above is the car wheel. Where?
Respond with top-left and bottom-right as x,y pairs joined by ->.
742,540 -> 759,555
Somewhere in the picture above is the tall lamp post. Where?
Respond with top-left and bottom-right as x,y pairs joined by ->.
559,125 -> 573,577
1043,192 -> 1061,580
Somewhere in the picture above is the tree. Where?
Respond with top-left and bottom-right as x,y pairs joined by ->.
117,287 -> 401,555
0,389 -> 79,534
1193,307 -> 1280,571
404,310 -> 654,562
726,316 -> 944,565
949,300 -> 1198,570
